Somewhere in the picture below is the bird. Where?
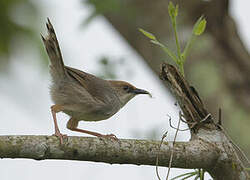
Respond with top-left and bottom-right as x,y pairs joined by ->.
41,18 -> 151,143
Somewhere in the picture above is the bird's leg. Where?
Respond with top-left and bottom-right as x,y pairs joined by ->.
67,118 -> 118,141
51,104 -> 67,144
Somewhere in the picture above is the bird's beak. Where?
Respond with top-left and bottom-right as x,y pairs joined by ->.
132,88 -> 150,95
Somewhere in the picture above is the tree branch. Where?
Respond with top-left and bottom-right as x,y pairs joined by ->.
0,135 -> 218,169
0,134 -> 248,179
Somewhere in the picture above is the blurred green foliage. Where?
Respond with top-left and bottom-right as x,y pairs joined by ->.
86,0 -> 121,14
0,0 -> 41,71
83,0 -> 137,26
83,0 -> 122,26
96,56 -> 128,79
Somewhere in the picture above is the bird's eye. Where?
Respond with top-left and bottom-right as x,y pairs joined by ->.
123,85 -> 129,91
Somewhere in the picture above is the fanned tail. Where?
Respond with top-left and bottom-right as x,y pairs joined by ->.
41,18 -> 66,81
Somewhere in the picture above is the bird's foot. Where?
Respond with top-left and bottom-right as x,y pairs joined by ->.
53,131 -> 68,144
99,133 -> 119,141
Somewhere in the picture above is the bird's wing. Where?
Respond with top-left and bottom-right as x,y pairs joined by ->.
65,66 -> 91,89
65,66 -> 115,103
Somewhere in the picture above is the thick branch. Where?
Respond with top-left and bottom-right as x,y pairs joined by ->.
0,135 -> 218,169
0,135 -> 248,179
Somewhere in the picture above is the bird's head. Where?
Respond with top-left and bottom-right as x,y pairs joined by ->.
109,80 -> 151,107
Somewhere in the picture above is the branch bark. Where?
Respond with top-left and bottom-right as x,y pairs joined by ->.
0,135 -> 217,169
0,133 -> 247,179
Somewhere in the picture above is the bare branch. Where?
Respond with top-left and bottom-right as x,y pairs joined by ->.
159,63 -> 212,131
166,112 -> 181,179
156,131 -> 168,180
0,135 -> 218,169
0,134 -> 248,179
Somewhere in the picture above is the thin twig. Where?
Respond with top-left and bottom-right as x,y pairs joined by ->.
168,115 -> 189,131
200,113 -> 211,123
169,113 -> 211,132
218,108 -> 222,125
180,113 -> 211,130
166,111 -> 182,180
156,131 -> 168,180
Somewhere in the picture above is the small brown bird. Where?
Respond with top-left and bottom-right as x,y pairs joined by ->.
41,19 -> 150,143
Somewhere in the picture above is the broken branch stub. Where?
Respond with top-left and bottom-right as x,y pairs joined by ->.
159,63 -> 216,132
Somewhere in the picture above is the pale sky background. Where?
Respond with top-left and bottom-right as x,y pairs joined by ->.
0,0 -> 249,179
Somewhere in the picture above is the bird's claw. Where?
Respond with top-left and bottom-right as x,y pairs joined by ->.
99,133 -> 119,141
53,131 -> 68,144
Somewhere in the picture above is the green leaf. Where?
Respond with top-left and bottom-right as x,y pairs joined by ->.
181,34 -> 196,62
150,40 -> 178,64
150,40 -> 164,47
168,1 -> 176,20
168,2 -> 178,19
175,4 -> 179,17
139,28 -> 156,40
193,16 -> 203,33
182,16 -> 206,62
193,16 -> 206,36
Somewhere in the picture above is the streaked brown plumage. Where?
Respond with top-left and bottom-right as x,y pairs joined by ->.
41,18 -> 150,143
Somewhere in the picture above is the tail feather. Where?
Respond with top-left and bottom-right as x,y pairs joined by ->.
41,18 -> 66,80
